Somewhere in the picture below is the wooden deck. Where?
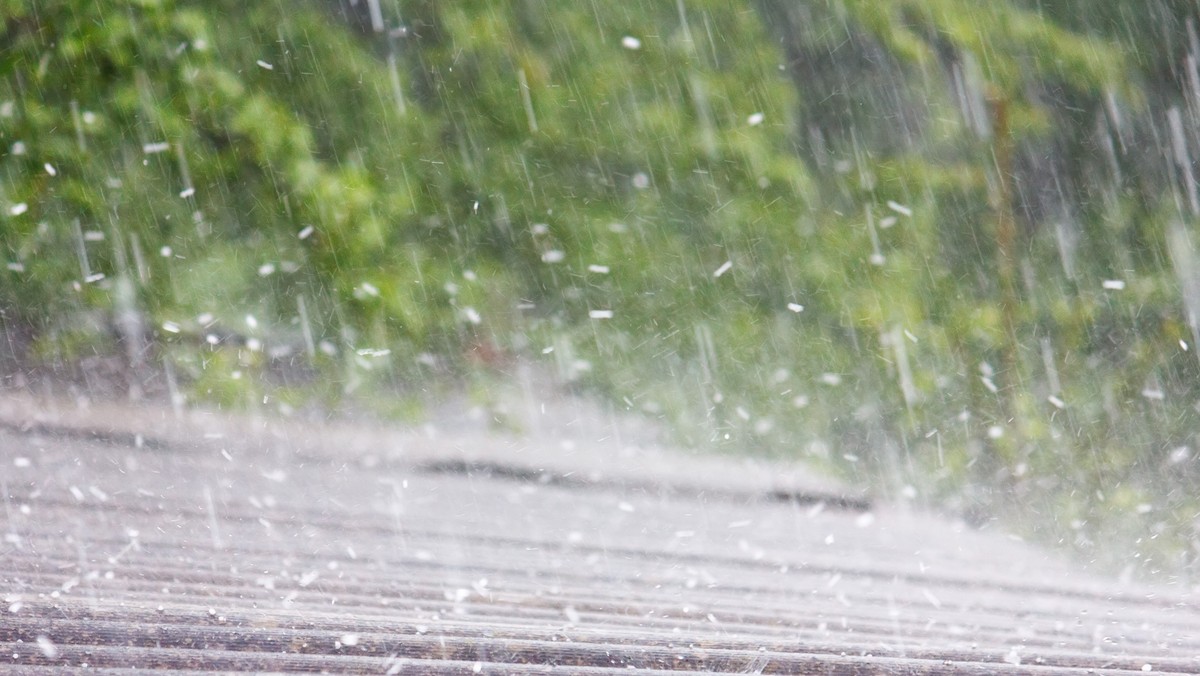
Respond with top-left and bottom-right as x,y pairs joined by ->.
1,394 -> 1198,674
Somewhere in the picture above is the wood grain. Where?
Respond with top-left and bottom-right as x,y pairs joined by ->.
1,395 -> 1197,673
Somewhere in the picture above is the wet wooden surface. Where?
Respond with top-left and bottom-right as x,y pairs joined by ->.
1,394 -> 1199,673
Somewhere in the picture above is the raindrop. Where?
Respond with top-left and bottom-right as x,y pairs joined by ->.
356,347 -> 391,357
386,53 -> 407,115
35,635 -> 57,659
517,68 -> 538,133
1003,648 -> 1021,666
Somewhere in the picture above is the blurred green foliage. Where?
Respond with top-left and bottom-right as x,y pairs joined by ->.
3,0 -> 1200,576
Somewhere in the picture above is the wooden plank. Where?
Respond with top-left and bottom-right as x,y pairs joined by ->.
2,395 -> 1199,673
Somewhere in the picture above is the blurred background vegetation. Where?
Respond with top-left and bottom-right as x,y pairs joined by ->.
4,0 -> 1200,579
